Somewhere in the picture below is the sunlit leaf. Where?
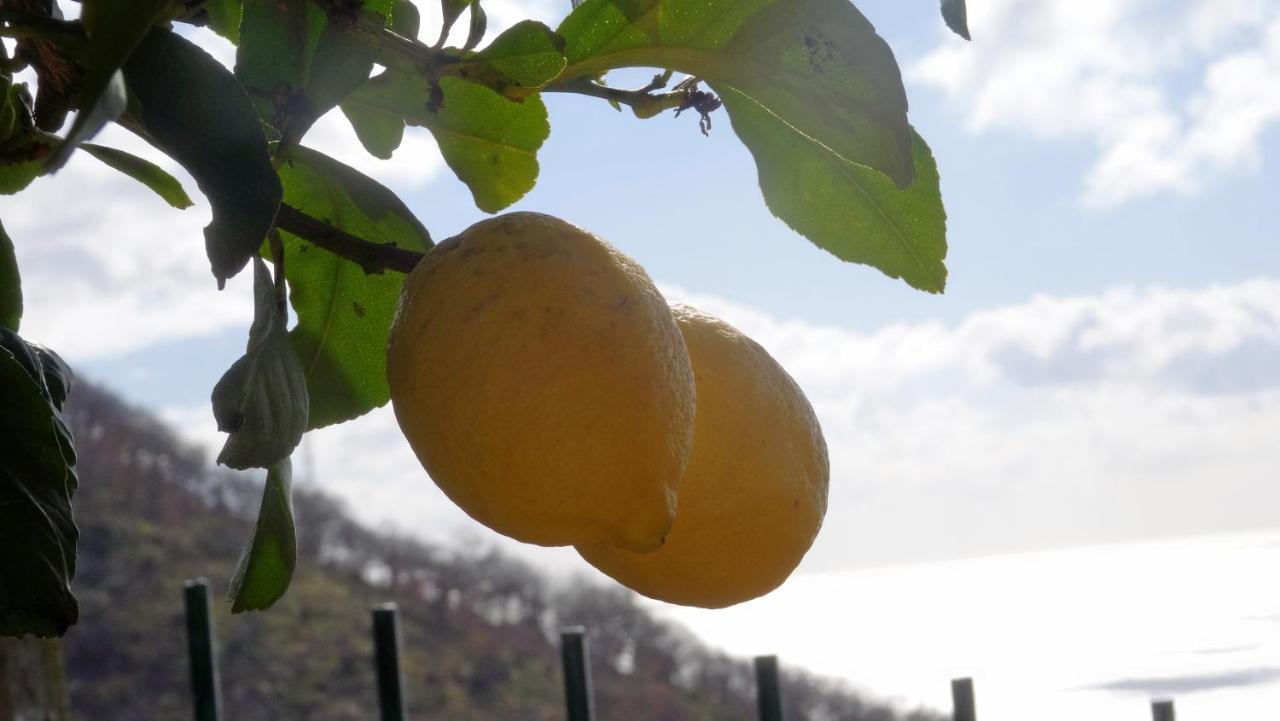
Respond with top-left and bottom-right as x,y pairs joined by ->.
82,143 -> 194,209
211,258 -> 309,469
229,458 -> 296,613
343,72 -> 548,211
557,0 -> 914,187
720,88 -> 946,292
124,29 -> 282,288
275,146 -> 432,428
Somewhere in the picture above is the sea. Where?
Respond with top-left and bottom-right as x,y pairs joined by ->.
649,530 -> 1280,720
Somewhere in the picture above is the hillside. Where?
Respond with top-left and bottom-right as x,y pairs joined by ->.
58,382 -> 941,721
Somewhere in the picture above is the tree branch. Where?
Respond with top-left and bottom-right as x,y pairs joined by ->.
274,204 -> 424,275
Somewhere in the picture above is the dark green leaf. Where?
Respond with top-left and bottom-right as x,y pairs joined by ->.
229,458 -> 296,613
211,258 -> 309,469
941,0 -> 970,40
82,143 -> 195,209
557,0 -> 914,187
438,0 -> 472,45
236,0 -> 393,142
720,88 -> 946,292
46,0 -> 173,170
465,1 -> 488,51
343,72 -> 548,211
0,155 -> 45,195
0,329 -> 78,638
391,0 -> 422,37
124,29 -> 282,288
0,220 -> 20,331
276,146 -> 431,428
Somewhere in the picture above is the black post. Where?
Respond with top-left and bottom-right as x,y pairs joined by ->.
372,604 -> 408,721
951,678 -> 975,721
754,655 -> 784,721
1152,700 -> 1175,721
183,579 -> 222,721
560,627 -> 595,721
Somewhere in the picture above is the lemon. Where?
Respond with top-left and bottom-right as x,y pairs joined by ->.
386,212 -> 695,552
578,304 -> 829,608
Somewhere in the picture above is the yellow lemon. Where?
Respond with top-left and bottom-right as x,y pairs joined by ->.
578,304 -> 829,608
386,212 -> 695,552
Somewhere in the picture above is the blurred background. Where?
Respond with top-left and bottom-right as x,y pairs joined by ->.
2,0 -> 1279,718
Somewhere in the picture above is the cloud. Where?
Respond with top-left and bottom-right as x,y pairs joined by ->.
911,0 -> 1280,206
1087,667 -> 1280,695
664,279 -> 1280,568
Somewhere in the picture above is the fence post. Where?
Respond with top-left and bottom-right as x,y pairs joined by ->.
754,655 -> 784,721
372,604 -> 408,721
951,678 -> 975,721
183,579 -> 222,721
1152,700 -> 1175,721
560,627 -> 595,721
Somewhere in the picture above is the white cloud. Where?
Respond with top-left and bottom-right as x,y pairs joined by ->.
912,0 -> 1280,206
0,124 -> 256,358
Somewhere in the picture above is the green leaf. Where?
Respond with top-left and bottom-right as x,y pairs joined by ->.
453,21 -> 567,92
276,146 -> 431,428
941,0 -> 970,40
464,1 -> 488,51
0,153 -> 47,195
720,88 -> 946,292
82,143 -> 194,209
0,220 -> 20,332
557,0 -> 914,187
203,0 -> 243,43
343,72 -> 549,211
211,258 -> 309,469
438,0 -> 473,45
0,328 -> 78,638
391,0 -> 422,37
124,29 -> 282,288
46,0 -> 173,170
229,458 -> 296,613
236,0 -> 393,142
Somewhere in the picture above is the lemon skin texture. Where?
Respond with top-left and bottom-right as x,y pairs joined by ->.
578,304 -> 829,608
386,212 -> 695,552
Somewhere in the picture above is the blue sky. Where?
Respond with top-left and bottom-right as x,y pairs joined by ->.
3,0 -> 1279,573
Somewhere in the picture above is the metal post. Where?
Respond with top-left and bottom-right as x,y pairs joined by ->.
560,627 -> 595,721
754,655 -> 784,721
1152,700 -> 1175,721
372,604 -> 408,721
183,579 -> 222,721
951,678 -> 975,721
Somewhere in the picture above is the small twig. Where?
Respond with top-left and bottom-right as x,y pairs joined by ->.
545,76 -> 689,118
545,75 -> 722,133
274,203 -> 424,275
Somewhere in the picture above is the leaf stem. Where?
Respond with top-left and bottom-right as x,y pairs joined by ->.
544,76 -> 691,119
273,204 -> 424,275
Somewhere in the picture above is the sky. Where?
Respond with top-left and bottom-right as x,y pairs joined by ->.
3,0 -> 1280,715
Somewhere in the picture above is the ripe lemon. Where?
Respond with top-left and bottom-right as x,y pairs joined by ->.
577,304 -> 829,608
386,212 -> 695,552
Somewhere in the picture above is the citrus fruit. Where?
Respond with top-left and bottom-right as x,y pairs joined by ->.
577,304 -> 829,608
386,212 -> 695,552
